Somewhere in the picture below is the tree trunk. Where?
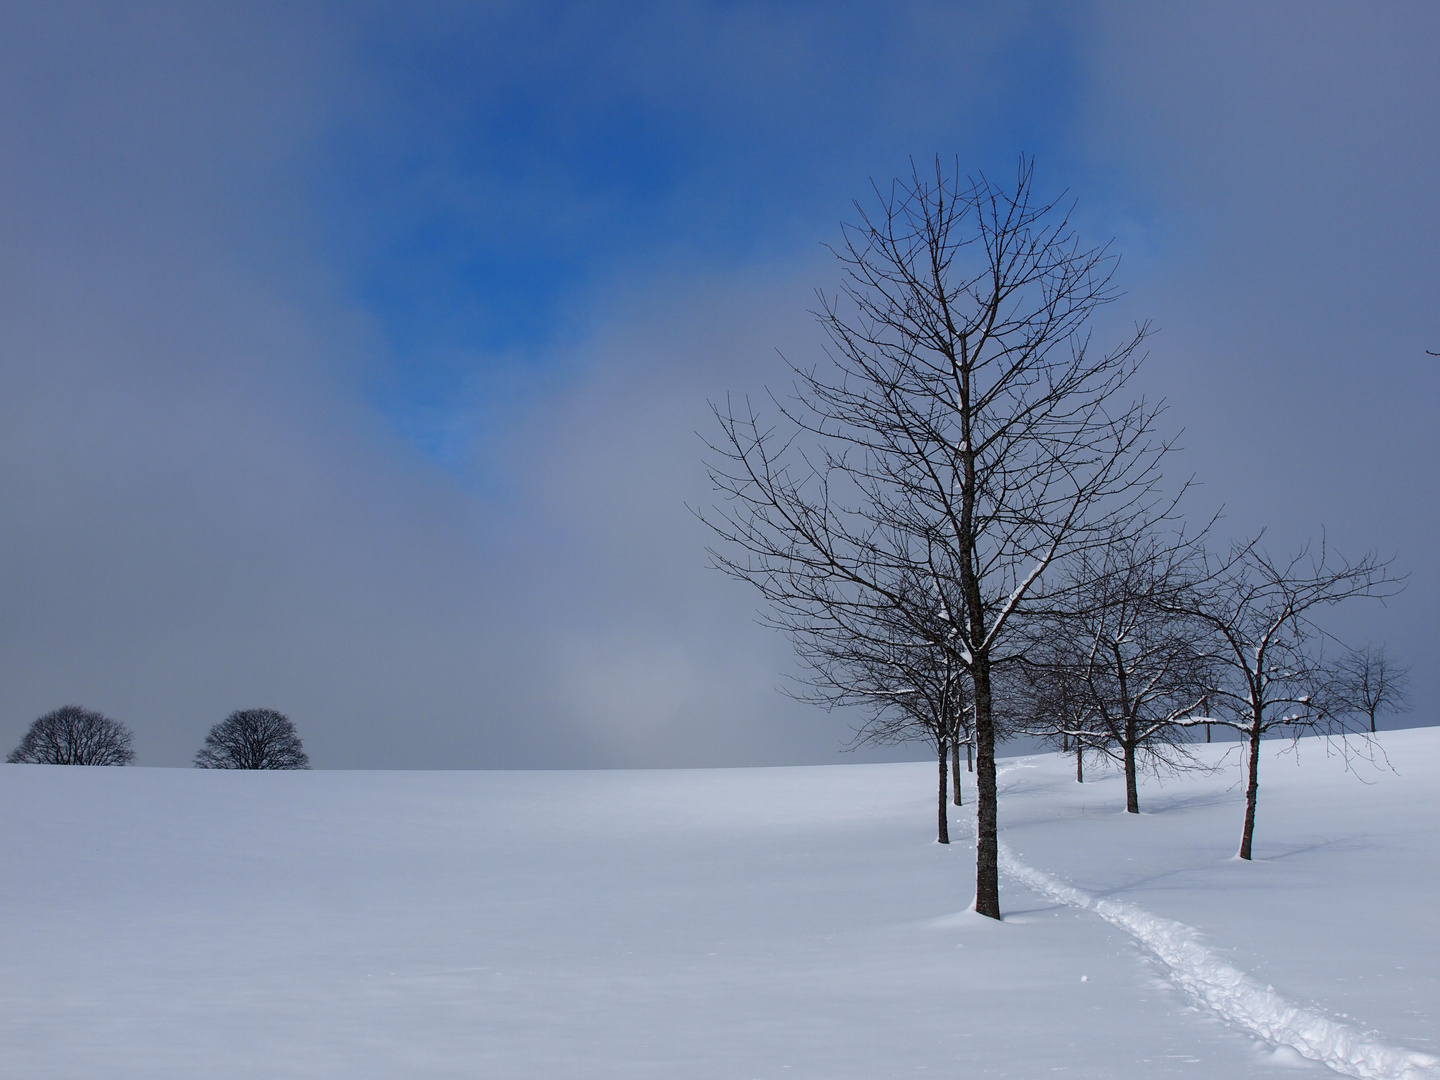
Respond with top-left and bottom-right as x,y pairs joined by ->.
951,737 -> 963,806
1238,725 -> 1262,860
937,738 -> 950,844
1123,742 -> 1138,814
972,660 -> 1000,919
967,739 -> 973,772
1123,713 -> 1139,813
1075,745 -> 1084,783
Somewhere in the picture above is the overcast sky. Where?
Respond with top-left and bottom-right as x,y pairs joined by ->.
1,2 -> 1435,768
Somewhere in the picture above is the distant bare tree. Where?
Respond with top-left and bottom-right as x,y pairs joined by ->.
782,570 -> 968,842
7,705 -> 135,765
1013,639 -> 1098,783
703,157 -> 1169,918
1334,643 -> 1410,734
850,646 -> 969,843
1166,538 -> 1402,859
949,685 -> 973,805
194,709 -> 310,770
1021,531 -> 1214,813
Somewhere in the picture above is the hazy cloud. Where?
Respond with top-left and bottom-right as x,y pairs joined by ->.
1,3 -> 1433,767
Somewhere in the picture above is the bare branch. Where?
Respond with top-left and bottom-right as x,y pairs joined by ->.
698,157 -> 1171,917
7,705 -> 135,766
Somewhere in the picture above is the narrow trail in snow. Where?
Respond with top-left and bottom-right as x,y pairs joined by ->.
989,767 -> 1440,1080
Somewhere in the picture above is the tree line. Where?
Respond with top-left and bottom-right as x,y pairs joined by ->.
6,706 -> 311,769
701,156 -> 1408,918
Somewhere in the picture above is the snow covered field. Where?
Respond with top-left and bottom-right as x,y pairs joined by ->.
1,729 -> 1436,1079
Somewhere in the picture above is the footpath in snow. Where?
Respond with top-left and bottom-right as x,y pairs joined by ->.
997,830 -> 1439,1079
991,736 -> 1440,1080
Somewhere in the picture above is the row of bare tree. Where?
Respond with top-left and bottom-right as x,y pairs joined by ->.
796,526 -> 1409,851
1012,533 -> 1405,852
701,157 -> 1405,918
6,706 -> 311,769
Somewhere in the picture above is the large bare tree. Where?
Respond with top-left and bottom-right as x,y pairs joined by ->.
1167,538 -> 1402,859
703,158 -> 1169,918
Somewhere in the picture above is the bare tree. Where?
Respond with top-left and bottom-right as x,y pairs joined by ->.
1333,643 -> 1410,734
848,648 -> 968,843
1022,531 -> 1214,813
787,579 -> 969,843
1167,538 -> 1402,859
7,705 -> 135,765
194,709 -> 310,770
703,157 -> 1169,918
949,682 -> 972,805
1012,639 -> 1098,783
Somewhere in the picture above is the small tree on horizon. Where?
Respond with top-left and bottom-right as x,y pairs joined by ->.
7,705 -> 136,766
1333,643 -> 1410,734
194,709 -> 310,770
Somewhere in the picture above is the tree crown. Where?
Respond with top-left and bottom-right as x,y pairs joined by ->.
7,705 -> 135,766
194,708 -> 310,770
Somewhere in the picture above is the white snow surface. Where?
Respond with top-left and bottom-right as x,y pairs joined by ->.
996,806 -> 1437,1079
1,728 -> 1437,1078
